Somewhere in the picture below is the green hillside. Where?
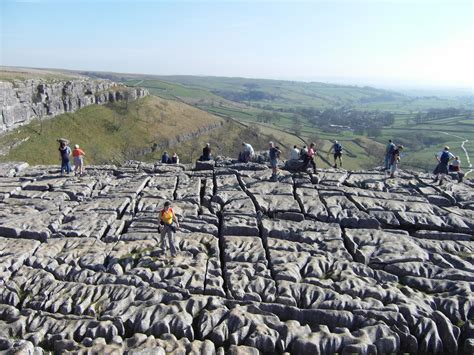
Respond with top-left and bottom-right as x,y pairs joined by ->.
3,69 -> 472,173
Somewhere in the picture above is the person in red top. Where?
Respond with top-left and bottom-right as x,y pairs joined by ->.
72,144 -> 86,176
303,142 -> 317,173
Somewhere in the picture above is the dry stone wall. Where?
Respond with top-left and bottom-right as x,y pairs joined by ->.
0,79 -> 148,133
0,159 -> 473,354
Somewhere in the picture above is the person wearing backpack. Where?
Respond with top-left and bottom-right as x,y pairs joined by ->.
433,146 -> 455,185
331,140 -> 343,168
384,140 -> 396,170
159,201 -> 180,256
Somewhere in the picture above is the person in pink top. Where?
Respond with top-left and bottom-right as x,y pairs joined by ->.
72,144 -> 86,176
303,142 -> 317,173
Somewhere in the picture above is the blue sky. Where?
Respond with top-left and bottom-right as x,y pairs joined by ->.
1,0 -> 473,89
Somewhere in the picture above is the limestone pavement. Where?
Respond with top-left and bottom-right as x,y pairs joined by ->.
0,159 -> 473,354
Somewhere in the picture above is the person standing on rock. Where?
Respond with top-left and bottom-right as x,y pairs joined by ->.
389,145 -> 403,178
72,144 -> 86,177
330,140 -> 343,168
269,141 -> 281,180
384,140 -> 396,170
159,201 -> 180,257
58,140 -> 71,176
433,146 -> 455,185
303,142 -> 317,173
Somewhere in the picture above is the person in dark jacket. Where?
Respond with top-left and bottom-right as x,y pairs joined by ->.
200,143 -> 212,161
58,141 -> 71,176
161,151 -> 171,164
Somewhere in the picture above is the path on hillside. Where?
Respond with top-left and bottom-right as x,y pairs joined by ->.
440,131 -> 473,176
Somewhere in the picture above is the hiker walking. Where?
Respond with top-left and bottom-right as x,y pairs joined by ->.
58,140 -> 71,176
331,140 -> 343,168
269,141 -> 281,180
389,145 -> 403,178
433,146 -> 455,185
303,142 -> 317,173
72,144 -> 86,176
159,201 -> 180,256
384,140 -> 396,170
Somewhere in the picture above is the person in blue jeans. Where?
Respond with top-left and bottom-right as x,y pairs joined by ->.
59,141 -> 71,176
269,141 -> 281,180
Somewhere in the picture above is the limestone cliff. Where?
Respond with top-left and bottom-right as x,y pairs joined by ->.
0,159 -> 473,354
0,78 -> 148,133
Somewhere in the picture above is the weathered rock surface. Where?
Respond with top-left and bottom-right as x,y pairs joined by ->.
0,78 -> 148,133
0,160 -> 472,354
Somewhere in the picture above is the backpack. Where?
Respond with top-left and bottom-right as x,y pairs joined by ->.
440,151 -> 450,164
335,143 -> 342,153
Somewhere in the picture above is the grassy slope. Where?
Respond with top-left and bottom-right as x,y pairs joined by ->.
0,96 -> 225,165
125,76 -> 472,172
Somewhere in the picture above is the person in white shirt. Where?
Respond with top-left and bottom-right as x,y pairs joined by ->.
240,142 -> 255,163
449,156 -> 461,172
290,145 -> 300,160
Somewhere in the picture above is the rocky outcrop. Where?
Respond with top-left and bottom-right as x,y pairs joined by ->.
0,78 -> 148,133
0,160 -> 472,354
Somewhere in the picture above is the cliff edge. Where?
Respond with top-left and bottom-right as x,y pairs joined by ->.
0,76 -> 148,133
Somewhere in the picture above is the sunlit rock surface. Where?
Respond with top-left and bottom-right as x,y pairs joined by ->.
0,160 -> 472,354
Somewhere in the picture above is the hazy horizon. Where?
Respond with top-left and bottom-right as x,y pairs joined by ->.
1,0 -> 473,91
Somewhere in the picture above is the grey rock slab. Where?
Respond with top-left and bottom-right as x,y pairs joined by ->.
57,211 -> 116,239
212,190 -> 248,206
223,236 -> 267,264
246,181 -> 294,196
267,235 -> 352,261
295,187 -> 329,221
261,219 -> 342,244
344,228 -> 428,265
222,214 -> 259,237
195,160 -> 215,171
252,194 -> 301,214
291,324 -> 400,355
215,174 -> 241,190
222,198 -> 256,215
225,262 -> 276,302
0,237 -> 40,277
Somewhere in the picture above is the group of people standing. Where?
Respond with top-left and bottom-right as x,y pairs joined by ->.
384,140 -> 463,183
58,140 -> 86,177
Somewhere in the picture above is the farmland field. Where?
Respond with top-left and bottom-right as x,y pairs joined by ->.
83,72 -> 474,174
